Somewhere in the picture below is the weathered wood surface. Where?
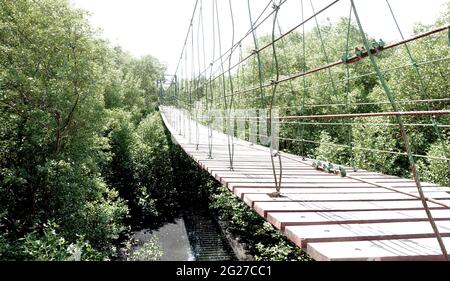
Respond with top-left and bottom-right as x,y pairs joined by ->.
160,106 -> 450,261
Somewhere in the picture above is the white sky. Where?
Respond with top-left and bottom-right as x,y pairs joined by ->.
70,0 -> 448,75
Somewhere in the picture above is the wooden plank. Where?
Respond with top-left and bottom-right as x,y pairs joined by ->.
228,182 -> 377,189
253,200 -> 450,217
266,210 -> 450,229
284,221 -> 450,248
374,182 -> 446,188
347,173 -> 399,179
205,166 -> 311,171
306,238 -> 450,261
234,188 -> 450,201
222,178 -> 368,184
234,187 -> 393,194
209,170 -> 336,175
211,172 -> 344,177
242,193 -> 424,207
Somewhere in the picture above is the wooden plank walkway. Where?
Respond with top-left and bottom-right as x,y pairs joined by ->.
160,106 -> 450,261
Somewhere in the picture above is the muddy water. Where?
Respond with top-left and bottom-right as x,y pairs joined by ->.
131,218 -> 195,261
126,208 -> 236,261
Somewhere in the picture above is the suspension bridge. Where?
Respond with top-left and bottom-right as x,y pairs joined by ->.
159,0 -> 450,260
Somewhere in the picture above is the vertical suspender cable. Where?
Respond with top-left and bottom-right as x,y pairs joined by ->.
344,5 -> 356,171
269,0 -> 283,195
179,55 -> 183,135
247,0 -> 266,109
226,0 -> 236,170
207,0 -> 216,158
185,46 -> 191,141
310,0 -> 348,152
191,18 -> 195,146
200,0 -> 207,133
195,6 -> 201,150
298,0 -> 307,159
215,0 -> 234,170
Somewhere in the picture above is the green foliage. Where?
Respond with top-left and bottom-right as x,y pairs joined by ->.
103,109 -> 138,210
132,113 -> 177,222
41,159 -> 128,251
128,237 -> 163,261
0,0 -> 165,260
314,130 -> 349,165
352,116 -> 402,175
104,48 -> 164,123
419,141 -> 450,186
103,109 -> 177,225
22,221 -> 106,261
22,222 -> 70,261
254,240 -> 304,261
0,232 -> 14,260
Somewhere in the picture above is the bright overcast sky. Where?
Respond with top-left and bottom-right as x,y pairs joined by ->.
70,0 -> 448,75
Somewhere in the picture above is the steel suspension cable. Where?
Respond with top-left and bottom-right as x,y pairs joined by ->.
178,55 -> 183,135
191,0 -> 275,86
209,0 -> 338,89
268,0 -> 283,195
222,55 -> 450,100
309,0 -> 350,169
299,0 -> 307,159
184,49 -> 188,134
187,40 -> 192,143
207,0 -> 216,158
226,0 -> 236,170
344,4 -> 355,171
275,18 -> 297,101
268,135 -> 450,162
200,0 -> 207,116
310,0 -> 339,104
195,2 -> 202,150
185,0 -> 277,95
220,25 -> 450,100
247,0 -> 266,108
172,0 -> 199,83
214,0 -> 231,170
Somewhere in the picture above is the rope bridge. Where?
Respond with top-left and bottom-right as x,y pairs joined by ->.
159,0 -> 450,260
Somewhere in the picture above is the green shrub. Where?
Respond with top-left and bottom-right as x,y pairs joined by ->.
352,117 -> 403,175
22,221 -> 106,261
132,113 -> 177,222
254,241 -> 305,261
128,237 -> 163,261
420,141 -> 450,186
43,159 -> 128,252
314,130 -> 349,165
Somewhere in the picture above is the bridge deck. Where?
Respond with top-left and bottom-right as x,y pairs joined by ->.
160,106 -> 450,261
